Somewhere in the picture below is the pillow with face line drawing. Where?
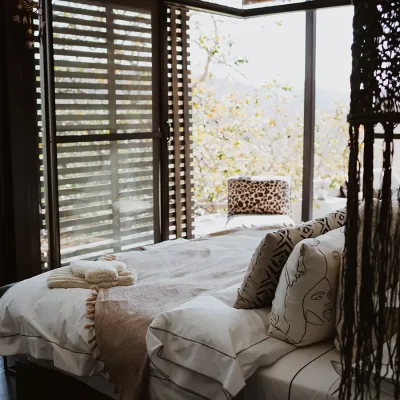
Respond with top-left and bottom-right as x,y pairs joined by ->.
267,227 -> 345,346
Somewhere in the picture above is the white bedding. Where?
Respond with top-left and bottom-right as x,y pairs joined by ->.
243,341 -> 395,400
0,227 -> 273,382
150,338 -> 395,400
0,271 -> 99,376
244,341 -> 340,400
3,226 -> 363,400
148,285 -> 295,400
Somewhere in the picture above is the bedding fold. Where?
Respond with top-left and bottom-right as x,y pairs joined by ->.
87,228 -> 276,400
147,289 -> 295,400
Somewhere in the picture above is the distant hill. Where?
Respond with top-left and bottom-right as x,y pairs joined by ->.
193,76 -> 350,115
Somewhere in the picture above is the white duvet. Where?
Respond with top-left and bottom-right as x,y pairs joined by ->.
0,271 -> 99,376
0,227 -> 297,400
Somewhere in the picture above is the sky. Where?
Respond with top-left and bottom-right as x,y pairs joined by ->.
189,5 -> 354,101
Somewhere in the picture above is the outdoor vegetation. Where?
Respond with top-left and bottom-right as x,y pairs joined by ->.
40,3 -> 352,262
189,12 -> 349,216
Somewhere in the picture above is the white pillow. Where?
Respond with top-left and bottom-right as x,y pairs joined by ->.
267,227 -> 345,346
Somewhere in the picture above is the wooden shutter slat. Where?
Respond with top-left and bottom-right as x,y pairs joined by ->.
53,15 -> 107,28
53,27 -> 108,39
166,6 -> 193,239
53,5 -> 106,19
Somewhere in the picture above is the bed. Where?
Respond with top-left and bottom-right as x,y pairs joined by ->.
0,223 -> 392,400
148,338 -> 342,400
0,227 -> 281,399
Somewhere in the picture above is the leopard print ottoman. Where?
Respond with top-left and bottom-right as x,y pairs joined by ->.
228,176 -> 291,217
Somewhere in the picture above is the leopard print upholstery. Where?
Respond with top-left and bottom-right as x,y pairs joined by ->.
228,177 -> 291,217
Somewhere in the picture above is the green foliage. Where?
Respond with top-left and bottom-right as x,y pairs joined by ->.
190,15 -> 349,215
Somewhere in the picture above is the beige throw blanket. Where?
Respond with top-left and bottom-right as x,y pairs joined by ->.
86,228 -> 272,400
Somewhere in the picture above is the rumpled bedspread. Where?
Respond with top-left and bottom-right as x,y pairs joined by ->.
89,228 -> 285,400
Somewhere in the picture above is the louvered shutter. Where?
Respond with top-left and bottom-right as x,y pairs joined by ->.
33,18 -> 48,269
41,0 -> 162,266
166,6 -> 194,239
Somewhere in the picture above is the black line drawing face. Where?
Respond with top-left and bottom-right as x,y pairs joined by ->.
303,278 -> 333,325
270,241 -> 336,345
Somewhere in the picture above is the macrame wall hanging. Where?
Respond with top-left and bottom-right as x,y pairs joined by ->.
340,0 -> 400,399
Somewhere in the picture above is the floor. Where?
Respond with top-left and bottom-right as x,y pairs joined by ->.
0,357 -> 16,400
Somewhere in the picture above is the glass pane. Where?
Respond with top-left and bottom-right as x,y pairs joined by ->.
313,6 -> 353,219
189,11 -> 305,235
57,139 -> 154,265
52,0 -> 153,136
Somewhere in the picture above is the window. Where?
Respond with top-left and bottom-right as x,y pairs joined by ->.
40,0 -> 162,266
313,6 -> 353,218
35,0 -> 355,268
189,10 -> 305,235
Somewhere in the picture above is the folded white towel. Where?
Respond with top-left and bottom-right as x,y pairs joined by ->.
85,265 -> 118,283
70,260 -> 127,279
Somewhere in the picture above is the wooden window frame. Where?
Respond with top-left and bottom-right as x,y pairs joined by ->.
41,0 -> 165,268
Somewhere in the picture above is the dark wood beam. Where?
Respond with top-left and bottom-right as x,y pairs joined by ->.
3,0 -> 41,282
301,9 -> 316,222
243,0 -> 351,17
165,0 -> 243,17
42,0 -> 61,269
166,0 -> 351,18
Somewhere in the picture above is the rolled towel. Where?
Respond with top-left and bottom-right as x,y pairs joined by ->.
85,265 -> 118,283
71,260 -> 126,278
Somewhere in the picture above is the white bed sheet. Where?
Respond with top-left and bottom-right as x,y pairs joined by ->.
243,341 -> 394,400
0,227 -> 273,380
148,284 -> 295,400
150,340 -> 395,400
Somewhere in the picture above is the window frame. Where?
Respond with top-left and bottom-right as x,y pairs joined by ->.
40,0 -> 166,268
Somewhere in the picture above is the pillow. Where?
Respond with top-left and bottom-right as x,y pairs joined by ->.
233,208 -> 346,309
228,177 -> 291,216
335,199 -> 400,354
267,227 -> 345,346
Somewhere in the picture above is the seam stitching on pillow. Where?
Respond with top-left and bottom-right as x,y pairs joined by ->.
0,333 -> 92,355
149,358 -> 213,400
149,326 -> 272,359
